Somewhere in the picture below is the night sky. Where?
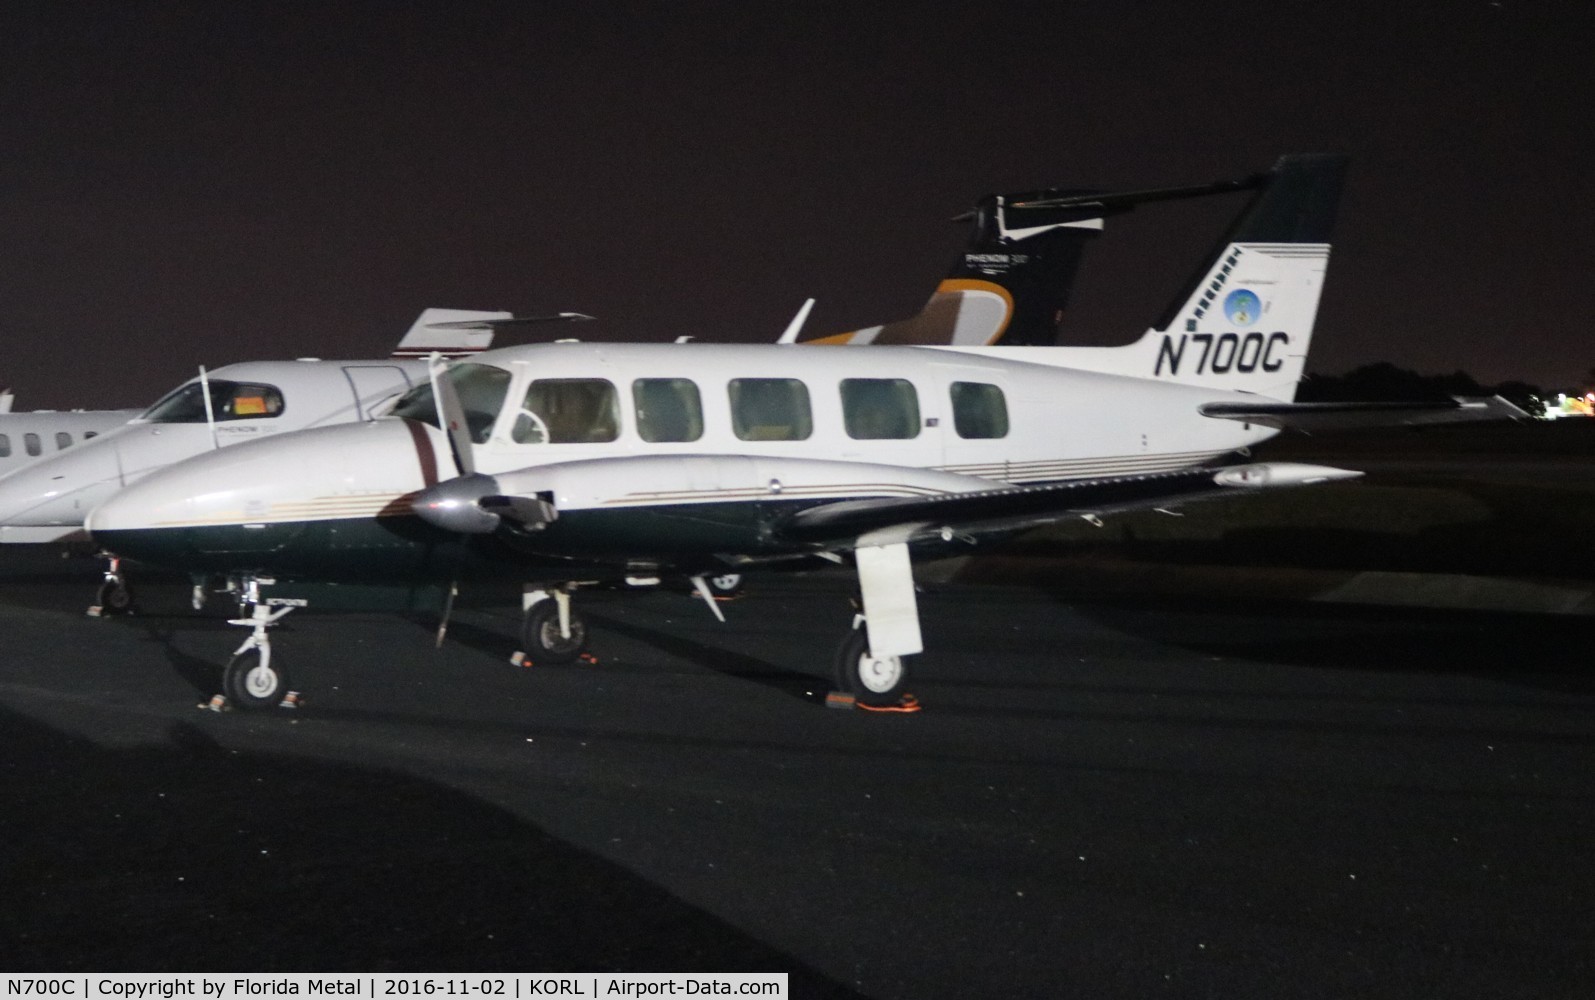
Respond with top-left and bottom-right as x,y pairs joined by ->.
2,1 -> 1589,410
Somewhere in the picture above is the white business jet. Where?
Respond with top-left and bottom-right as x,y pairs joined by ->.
82,155 -> 1514,709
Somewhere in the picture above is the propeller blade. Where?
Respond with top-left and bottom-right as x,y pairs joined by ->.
428,353 -> 476,477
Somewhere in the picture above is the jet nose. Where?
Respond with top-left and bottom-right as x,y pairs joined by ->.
0,438 -> 127,539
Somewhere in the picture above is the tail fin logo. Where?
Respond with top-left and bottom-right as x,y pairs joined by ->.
1223,289 -> 1262,327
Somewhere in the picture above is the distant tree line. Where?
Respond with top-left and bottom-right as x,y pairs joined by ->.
1298,362 -> 1547,417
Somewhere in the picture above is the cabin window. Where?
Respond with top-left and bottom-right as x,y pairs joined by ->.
143,380 -> 286,424
85,431 -> 98,440
388,363 -> 512,444
514,379 -> 621,444
633,378 -> 704,443
841,378 -> 920,440
0,434 -> 10,458
950,381 -> 1009,439
24,433 -> 41,457
55,432 -> 73,450
729,378 -> 812,441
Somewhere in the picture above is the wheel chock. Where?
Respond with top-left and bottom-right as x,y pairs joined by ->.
578,652 -> 599,665
277,691 -> 303,709
856,693 -> 922,714
198,694 -> 229,712
824,691 -> 857,710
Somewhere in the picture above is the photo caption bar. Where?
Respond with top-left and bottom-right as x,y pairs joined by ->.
2,976 -> 786,1000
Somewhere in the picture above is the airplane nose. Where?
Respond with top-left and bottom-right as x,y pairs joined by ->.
86,419 -> 448,564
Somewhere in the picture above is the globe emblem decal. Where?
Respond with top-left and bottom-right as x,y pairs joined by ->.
1224,289 -> 1262,327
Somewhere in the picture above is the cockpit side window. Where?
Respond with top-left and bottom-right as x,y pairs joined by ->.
388,364 -> 513,444
513,379 -> 620,444
0,433 -> 10,458
142,381 -> 286,424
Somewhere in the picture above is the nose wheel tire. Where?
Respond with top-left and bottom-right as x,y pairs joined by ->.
834,627 -> 911,706
223,648 -> 289,710
521,601 -> 589,665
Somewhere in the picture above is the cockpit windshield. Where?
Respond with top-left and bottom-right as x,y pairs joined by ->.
142,381 -> 285,423
388,363 -> 513,444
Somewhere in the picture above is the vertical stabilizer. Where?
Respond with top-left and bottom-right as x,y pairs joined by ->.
973,155 -> 1348,402
807,191 -> 1114,347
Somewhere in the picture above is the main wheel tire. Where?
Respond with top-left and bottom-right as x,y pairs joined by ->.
223,648 -> 289,710
96,579 -> 136,616
705,572 -> 745,598
833,627 -> 911,706
521,600 -> 588,665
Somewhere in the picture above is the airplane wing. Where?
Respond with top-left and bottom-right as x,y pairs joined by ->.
777,461 -> 1360,549
1199,395 -> 1526,432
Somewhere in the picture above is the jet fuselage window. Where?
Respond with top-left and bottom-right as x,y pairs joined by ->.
950,381 -> 1009,439
513,379 -> 621,444
633,378 -> 704,443
841,378 -> 920,440
24,432 -> 41,457
0,433 -> 10,458
388,364 -> 513,444
729,378 -> 812,441
142,381 -> 286,424
55,432 -> 73,450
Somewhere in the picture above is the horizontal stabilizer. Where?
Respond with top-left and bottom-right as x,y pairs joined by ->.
427,312 -> 596,330
779,462 -> 1361,549
1199,395 -> 1527,432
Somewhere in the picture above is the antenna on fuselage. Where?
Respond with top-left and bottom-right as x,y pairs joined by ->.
776,298 -> 817,345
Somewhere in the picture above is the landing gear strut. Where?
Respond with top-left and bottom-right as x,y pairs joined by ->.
221,575 -> 303,710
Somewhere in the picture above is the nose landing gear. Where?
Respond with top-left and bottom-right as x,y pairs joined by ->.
219,576 -> 304,710
86,554 -> 136,617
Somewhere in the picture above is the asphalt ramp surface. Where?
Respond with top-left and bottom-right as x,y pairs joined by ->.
2,552 -> 1593,998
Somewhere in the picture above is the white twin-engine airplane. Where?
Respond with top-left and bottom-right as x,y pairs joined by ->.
82,155 -> 1514,709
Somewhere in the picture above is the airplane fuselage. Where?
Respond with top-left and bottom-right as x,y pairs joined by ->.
87,341 -> 1280,584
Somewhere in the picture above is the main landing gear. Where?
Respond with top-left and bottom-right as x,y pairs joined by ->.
829,541 -> 922,709
517,586 -> 590,665
834,616 -> 913,706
